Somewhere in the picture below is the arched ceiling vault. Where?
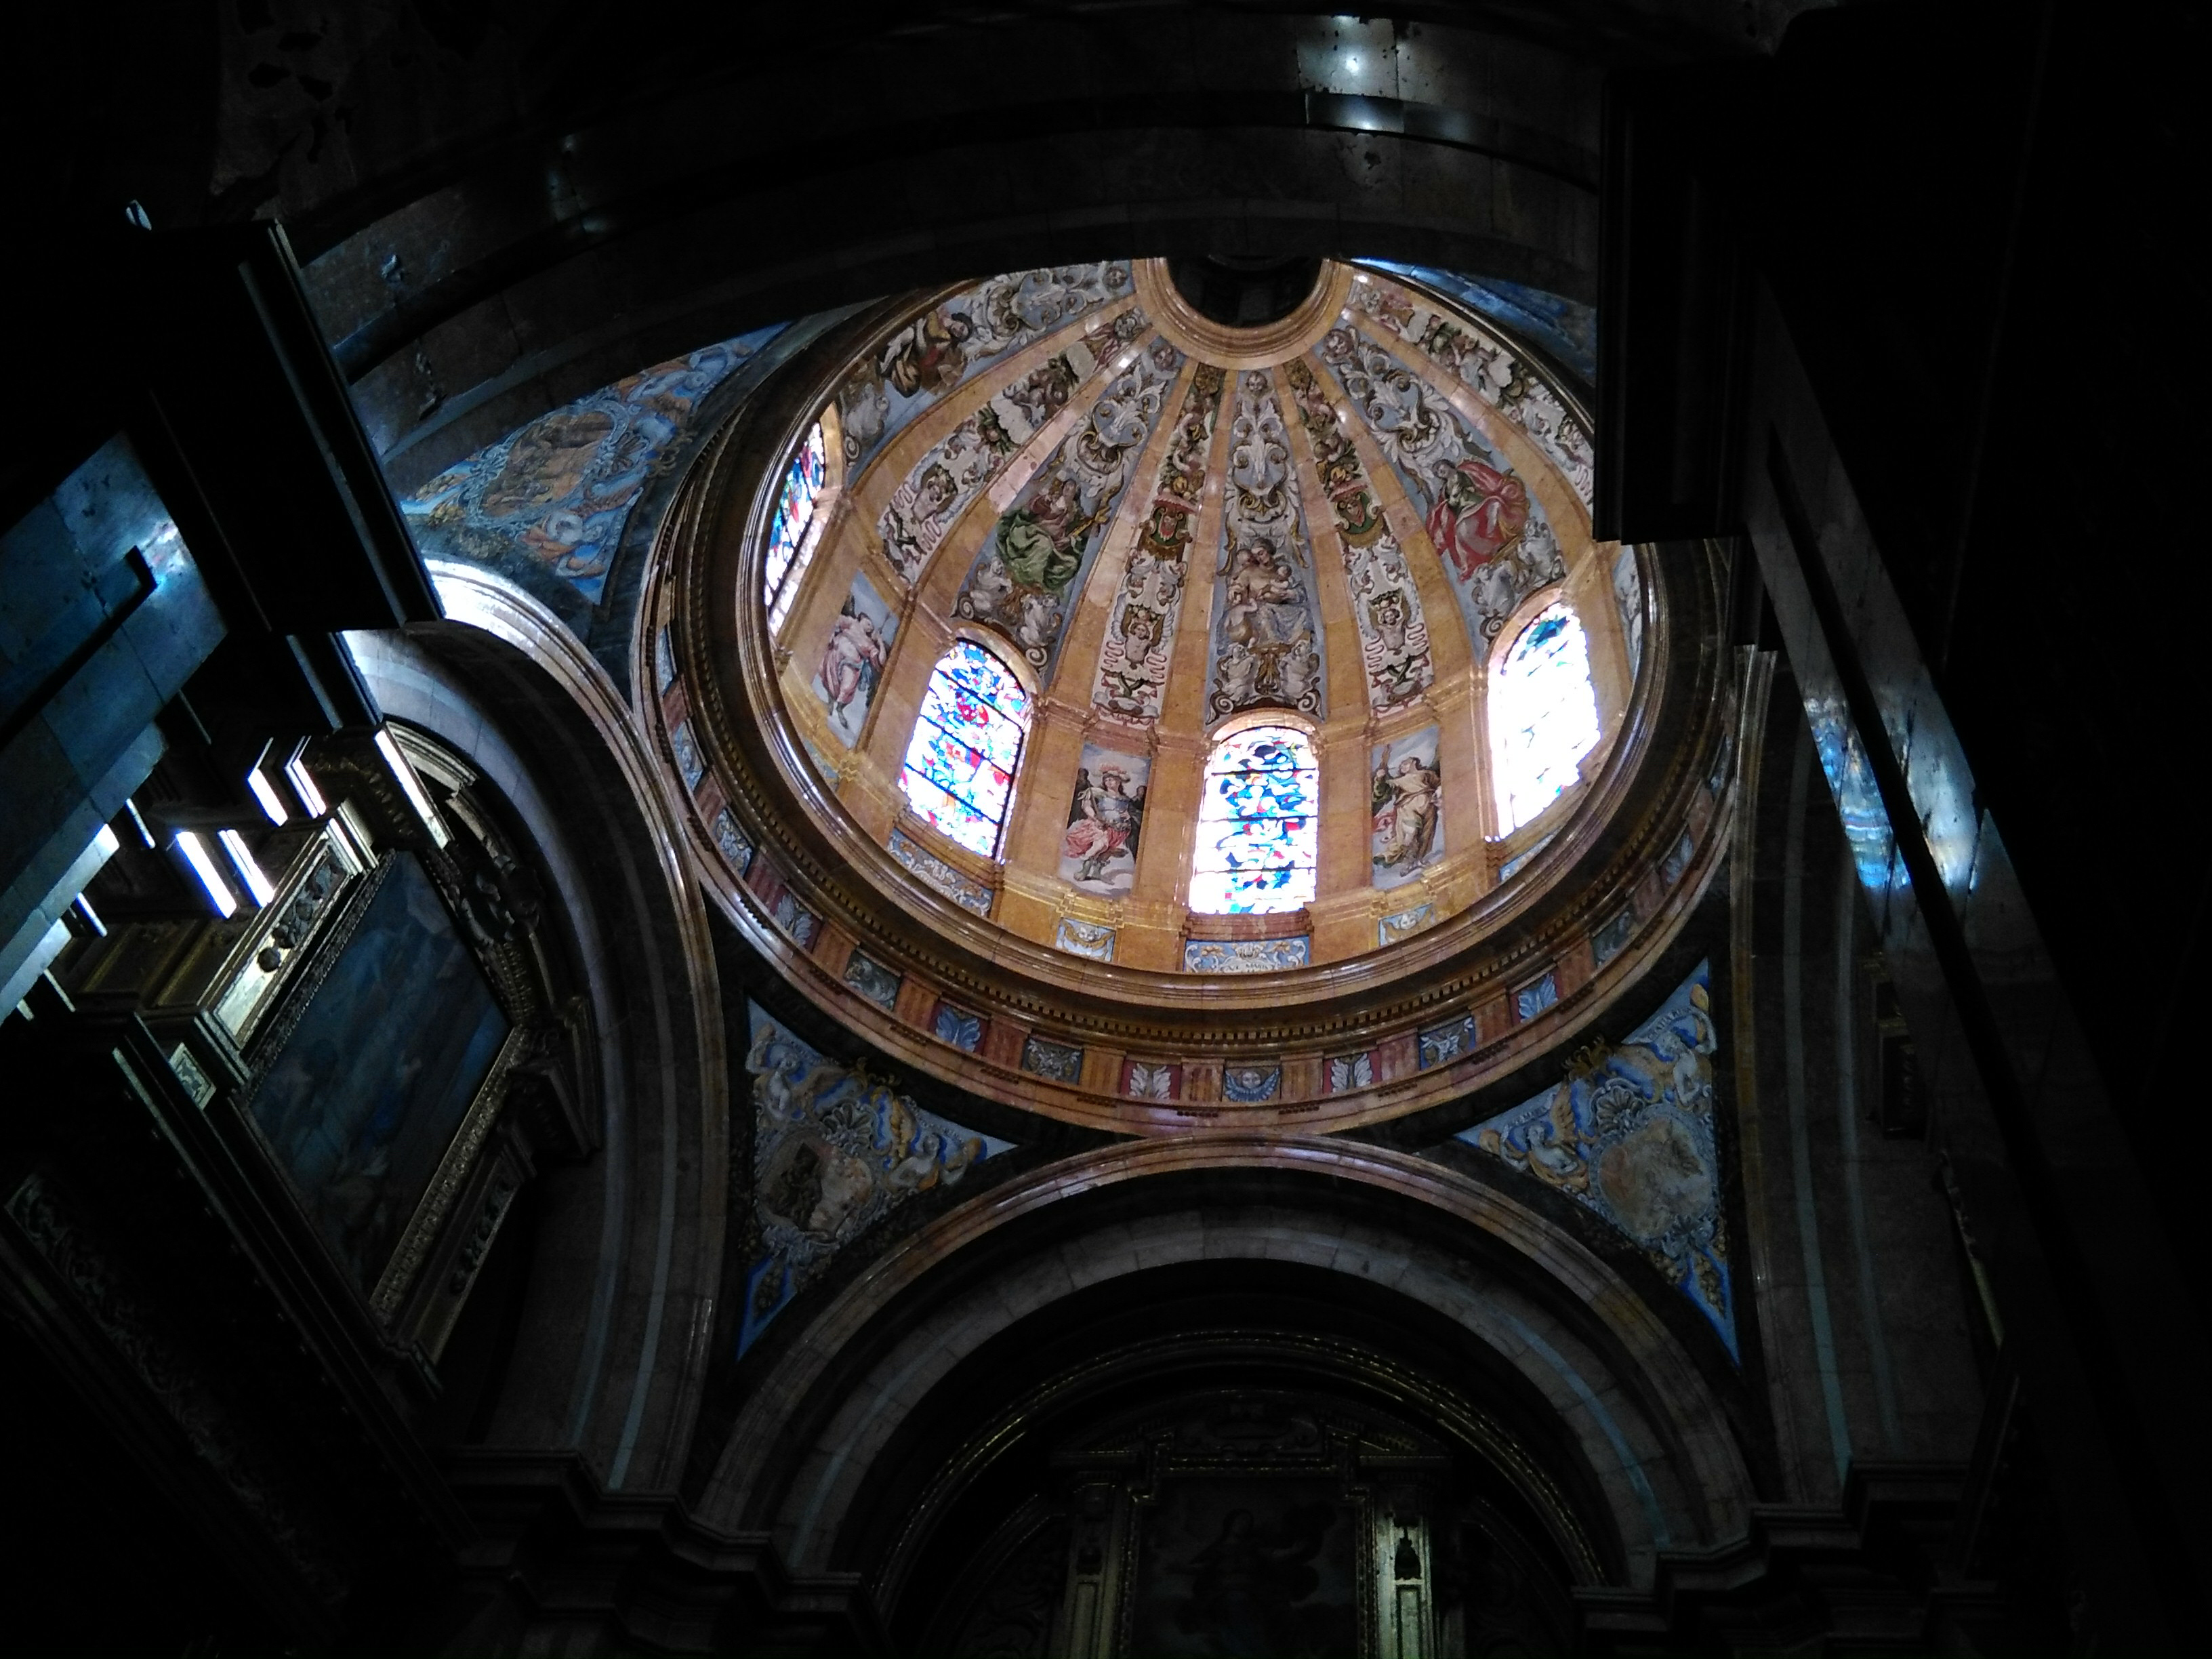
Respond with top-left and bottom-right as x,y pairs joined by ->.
16,2 -> 1825,499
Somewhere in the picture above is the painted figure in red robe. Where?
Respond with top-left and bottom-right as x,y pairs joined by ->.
1425,457 -> 1530,581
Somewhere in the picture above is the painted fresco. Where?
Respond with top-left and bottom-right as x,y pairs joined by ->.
1370,726 -> 1443,890
955,337 -> 1183,678
1205,373 -> 1326,720
1059,743 -> 1150,897
1279,357 -> 1434,711
1456,961 -> 1737,1356
1364,262 -> 1597,386
1054,917 -> 1116,961
836,262 -> 1134,479
1378,903 -> 1435,947
1128,1482 -> 1359,1659
811,569 -> 898,746
403,327 -> 785,606
1613,544 -> 1645,680
246,853 -> 509,1297
1316,328 -> 1568,650
1351,270 -> 1595,505
1183,936 -> 1311,973
1091,364 -> 1226,723
741,1006 -> 1011,1353
878,308 -> 1148,584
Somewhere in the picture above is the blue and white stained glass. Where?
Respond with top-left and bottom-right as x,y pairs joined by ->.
1490,602 -> 1599,836
901,640 -> 1031,857
1191,726 -> 1319,914
765,422 -> 831,634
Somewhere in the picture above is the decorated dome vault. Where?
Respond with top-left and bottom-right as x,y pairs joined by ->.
647,255 -> 1729,1132
743,259 -> 1638,973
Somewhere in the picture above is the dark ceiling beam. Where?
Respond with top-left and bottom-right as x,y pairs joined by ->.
325,90 -> 1601,384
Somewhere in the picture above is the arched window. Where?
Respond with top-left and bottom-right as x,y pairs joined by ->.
1191,725 -> 1319,914
1490,601 -> 1599,836
764,421 -> 830,635
901,639 -> 1032,858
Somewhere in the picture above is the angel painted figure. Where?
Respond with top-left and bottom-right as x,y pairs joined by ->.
1060,761 -> 1149,893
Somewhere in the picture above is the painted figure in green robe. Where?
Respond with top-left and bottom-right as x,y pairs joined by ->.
996,471 -> 1086,593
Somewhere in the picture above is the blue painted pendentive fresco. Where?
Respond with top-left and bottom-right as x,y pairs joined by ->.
1456,961 -> 1738,1358
246,853 -> 509,1298
1363,262 -> 1597,388
741,1006 -> 1012,1354
402,325 -> 789,611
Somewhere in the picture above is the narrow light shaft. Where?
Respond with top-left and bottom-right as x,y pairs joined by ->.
218,829 -> 278,906
247,766 -> 291,825
176,832 -> 238,918
374,727 -> 449,844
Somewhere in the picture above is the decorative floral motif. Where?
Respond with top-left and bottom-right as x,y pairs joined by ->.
1191,727 -> 1319,915
899,641 -> 1031,858
887,830 -> 994,916
932,1002 -> 983,1052
1123,1060 -> 1181,1101
1317,328 -> 1565,651
1327,1051 -> 1375,1092
1053,917 -> 1117,962
771,890 -> 818,949
1206,372 -> 1325,719
1092,364 -> 1225,722
1514,972 -> 1559,1023
955,337 -> 1183,677
742,1006 -> 1010,1353
1183,936 -> 1311,974
1280,356 -> 1434,711
1457,963 -> 1735,1355
1593,907 -> 1635,966
838,262 -> 1134,478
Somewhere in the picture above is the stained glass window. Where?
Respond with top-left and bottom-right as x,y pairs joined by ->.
1191,726 -> 1319,914
1491,601 -> 1599,835
764,421 -> 830,635
901,640 -> 1032,858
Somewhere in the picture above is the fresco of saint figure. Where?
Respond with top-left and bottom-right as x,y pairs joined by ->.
1060,750 -> 1150,893
812,573 -> 900,746
1424,455 -> 1530,580
879,306 -> 975,398
1371,732 -> 1443,887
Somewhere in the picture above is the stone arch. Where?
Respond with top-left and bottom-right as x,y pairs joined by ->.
345,562 -> 729,1493
697,1136 -> 1757,1594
